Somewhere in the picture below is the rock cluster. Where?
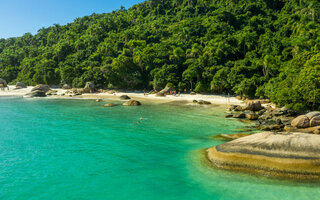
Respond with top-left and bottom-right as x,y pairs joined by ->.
227,100 -> 297,132
283,112 -> 320,134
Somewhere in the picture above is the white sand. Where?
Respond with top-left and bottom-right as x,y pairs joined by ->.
0,85 -> 244,105
87,92 -> 243,105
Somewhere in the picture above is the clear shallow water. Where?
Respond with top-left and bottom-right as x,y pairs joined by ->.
0,97 -> 319,200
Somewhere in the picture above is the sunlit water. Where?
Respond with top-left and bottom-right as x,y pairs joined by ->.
0,97 -> 319,200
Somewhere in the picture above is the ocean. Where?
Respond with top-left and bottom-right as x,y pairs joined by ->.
0,97 -> 319,200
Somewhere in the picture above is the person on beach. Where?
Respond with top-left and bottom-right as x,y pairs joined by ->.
144,88 -> 146,96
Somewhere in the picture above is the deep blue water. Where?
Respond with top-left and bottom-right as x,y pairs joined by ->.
0,97 -> 319,200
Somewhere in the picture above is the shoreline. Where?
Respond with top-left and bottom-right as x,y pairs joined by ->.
0,85 -> 244,106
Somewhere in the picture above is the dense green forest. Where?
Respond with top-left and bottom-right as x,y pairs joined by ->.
0,0 -> 319,110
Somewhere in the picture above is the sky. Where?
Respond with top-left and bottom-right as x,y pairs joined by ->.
0,0 -> 145,39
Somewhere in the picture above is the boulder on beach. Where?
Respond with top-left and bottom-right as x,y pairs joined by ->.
46,90 -> 58,96
62,84 -> 72,89
84,82 -> 95,93
306,111 -> 320,120
207,132 -> 320,180
25,90 -> 46,97
242,100 -> 263,111
291,115 -> 310,128
32,85 -> 50,93
0,78 -> 7,87
16,82 -> 27,88
96,99 -> 103,102
120,95 -> 131,100
123,100 -> 141,106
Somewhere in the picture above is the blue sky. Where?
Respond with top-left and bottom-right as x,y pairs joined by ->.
0,0 -> 145,39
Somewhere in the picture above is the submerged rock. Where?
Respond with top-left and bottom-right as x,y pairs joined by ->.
198,100 -> 211,105
207,132 -> 320,180
104,103 -> 116,107
233,113 -> 246,119
123,100 -> 141,106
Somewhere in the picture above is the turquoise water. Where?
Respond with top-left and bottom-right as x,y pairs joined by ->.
0,97 -> 319,200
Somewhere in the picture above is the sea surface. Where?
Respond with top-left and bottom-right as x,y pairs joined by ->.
0,97 -> 319,200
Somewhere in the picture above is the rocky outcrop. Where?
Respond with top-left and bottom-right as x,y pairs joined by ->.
207,132 -> 320,180
123,100 -> 141,106
120,95 -> 131,100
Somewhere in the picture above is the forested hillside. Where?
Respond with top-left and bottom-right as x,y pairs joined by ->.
0,0 -> 319,110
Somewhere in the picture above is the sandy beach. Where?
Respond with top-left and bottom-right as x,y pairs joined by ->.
0,85 -> 244,105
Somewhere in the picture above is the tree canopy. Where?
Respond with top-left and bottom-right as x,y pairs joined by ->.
0,0 -> 320,110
